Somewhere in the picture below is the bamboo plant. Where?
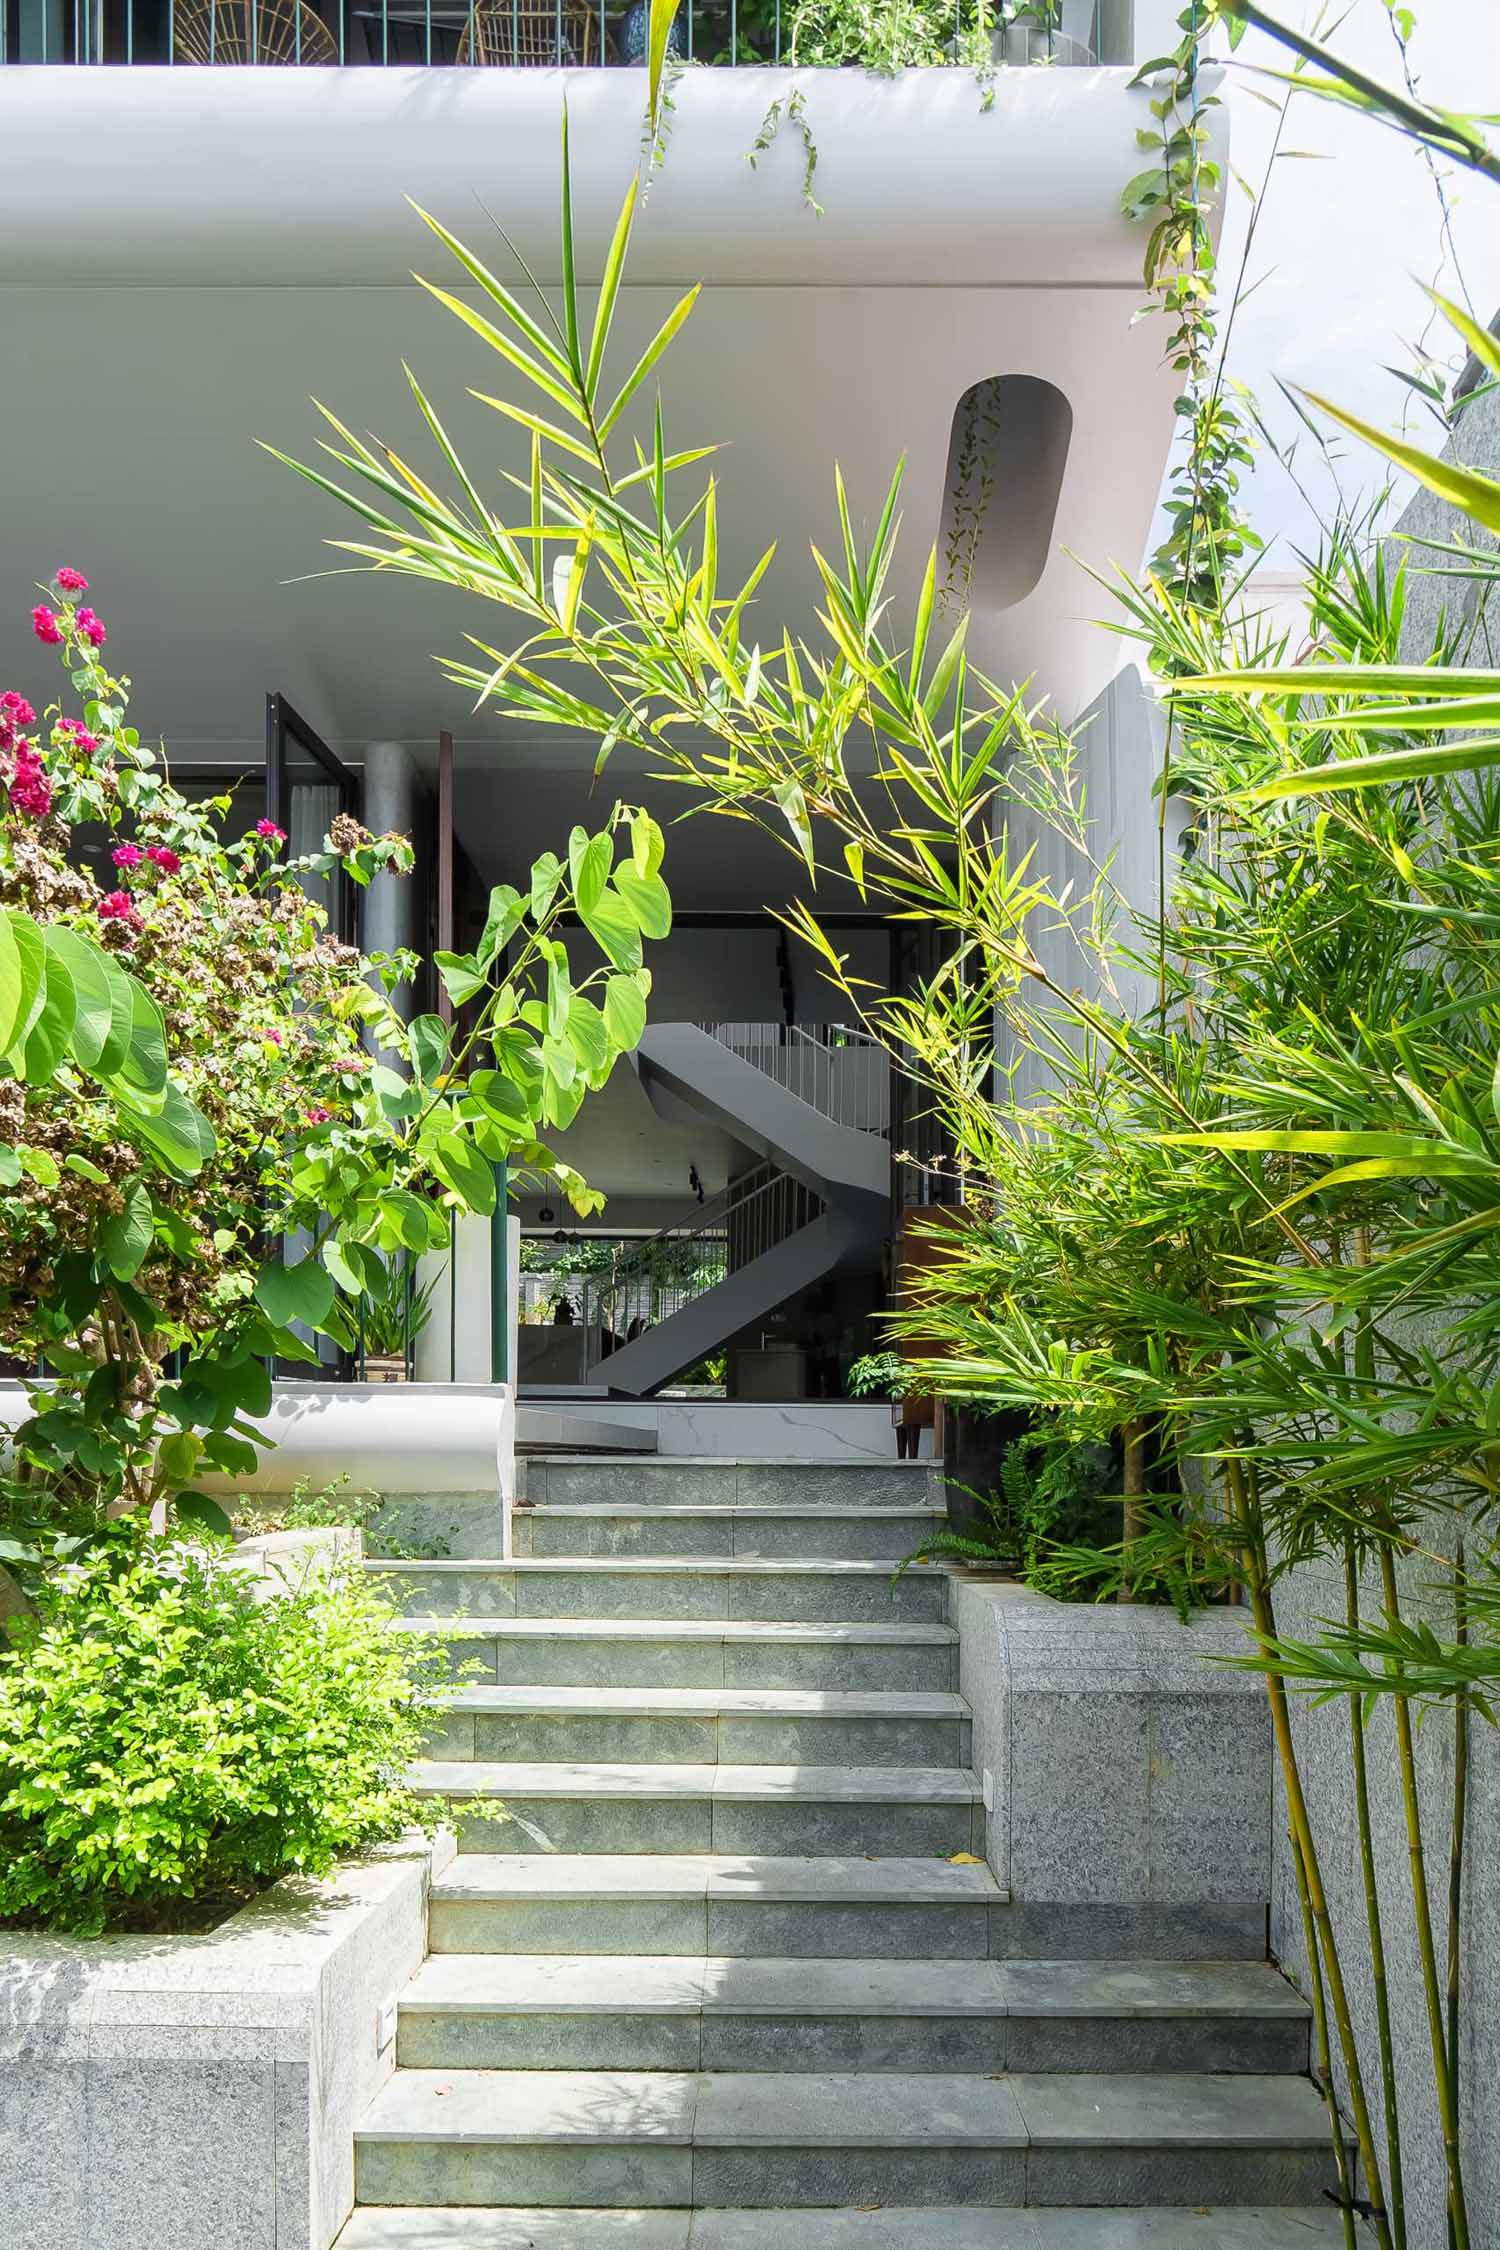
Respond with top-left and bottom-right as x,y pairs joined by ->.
271,92 -> 1500,2245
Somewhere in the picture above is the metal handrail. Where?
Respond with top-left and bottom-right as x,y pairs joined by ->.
573,1159 -> 822,1366
698,1019 -> 890,1134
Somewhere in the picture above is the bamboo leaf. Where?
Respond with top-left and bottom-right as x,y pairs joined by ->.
598,287 -> 701,441
587,173 -> 639,404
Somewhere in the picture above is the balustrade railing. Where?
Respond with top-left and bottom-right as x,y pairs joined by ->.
699,1020 -> 890,1134
4,0 -> 1122,67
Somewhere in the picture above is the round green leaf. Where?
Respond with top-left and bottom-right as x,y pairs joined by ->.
602,974 -> 647,1051
255,1255 -> 337,1330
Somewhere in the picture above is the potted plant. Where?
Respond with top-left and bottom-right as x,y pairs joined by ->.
357,1258 -> 442,1382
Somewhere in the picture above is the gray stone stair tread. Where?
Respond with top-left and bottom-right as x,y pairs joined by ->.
692,2214 -> 1350,2248
442,1686 -> 967,1718
529,1455 -> 936,1470
433,1853 -> 718,1901
337,2211 -> 1347,2249
403,1955 -> 1010,2017
1009,2071 -> 1332,2145
392,1619 -> 957,1644
357,2069 -> 1028,2149
411,1760 -> 982,1802
517,1503 -> 945,1519
403,1951 -> 1301,2024
691,2069 -> 1028,2147
998,1960 -> 1309,2020
358,2068 -> 699,2145
336,2215 -> 691,2249
431,1853 -> 1003,1903
406,1954 -> 713,2013
374,1560 -> 943,1580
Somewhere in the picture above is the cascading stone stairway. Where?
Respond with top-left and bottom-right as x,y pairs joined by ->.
337,1455 -> 1346,2248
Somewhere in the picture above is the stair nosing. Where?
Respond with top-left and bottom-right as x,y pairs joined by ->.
412,1759 -> 982,1801
438,1686 -> 967,1718
388,1618 -> 958,1643
399,1954 -> 1309,2022
430,1853 -> 1005,1904
367,1557 -> 946,1576
354,2066 -> 1333,2151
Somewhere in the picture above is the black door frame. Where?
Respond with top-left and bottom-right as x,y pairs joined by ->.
265,694 -> 362,944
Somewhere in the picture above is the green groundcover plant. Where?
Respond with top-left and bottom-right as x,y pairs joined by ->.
0,1542 -> 451,1935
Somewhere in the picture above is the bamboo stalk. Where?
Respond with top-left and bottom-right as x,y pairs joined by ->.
1119,1414 -> 1147,1603
1347,1541 -> 1405,2250
1226,1462 -> 1392,2250
1377,1541 -> 1469,2250
1446,1540 -> 1470,2250
1291,1820 -> 1360,2250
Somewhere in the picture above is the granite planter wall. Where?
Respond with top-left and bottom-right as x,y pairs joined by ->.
950,1577 -> 1272,1959
0,1831 -> 453,2250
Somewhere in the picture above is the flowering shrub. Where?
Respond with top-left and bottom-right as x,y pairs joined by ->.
1,573 -> 667,1553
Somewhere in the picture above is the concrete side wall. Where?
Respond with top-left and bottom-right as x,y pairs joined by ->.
950,1578 -> 1271,1960
0,1834 -> 451,2250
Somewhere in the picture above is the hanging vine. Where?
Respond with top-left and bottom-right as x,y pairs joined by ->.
1123,1 -> 1257,619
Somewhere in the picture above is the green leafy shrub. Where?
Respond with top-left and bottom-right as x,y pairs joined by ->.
0,1545 -> 449,1934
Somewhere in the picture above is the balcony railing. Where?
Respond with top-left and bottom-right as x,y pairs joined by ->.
4,0 -> 1123,67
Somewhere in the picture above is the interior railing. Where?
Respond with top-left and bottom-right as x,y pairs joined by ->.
4,0 -> 1127,67
698,1020 -> 890,1134
570,1159 -> 821,1368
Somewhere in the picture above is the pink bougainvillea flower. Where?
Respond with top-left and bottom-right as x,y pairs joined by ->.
8,745 -> 52,821
1,693 -> 37,727
56,717 -> 101,754
112,843 -> 145,869
303,1106 -> 333,1127
55,567 -> 89,594
97,889 -> 137,922
31,606 -> 63,646
145,845 -> 182,873
261,1027 -> 285,1047
254,818 -> 286,843
75,607 -> 107,648
329,1053 -> 368,1074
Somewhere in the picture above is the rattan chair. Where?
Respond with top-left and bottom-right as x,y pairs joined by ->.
174,0 -> 337,62
455,0 -> 596,65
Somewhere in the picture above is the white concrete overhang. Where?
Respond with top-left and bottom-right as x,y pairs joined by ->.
0,65 -> 1225,887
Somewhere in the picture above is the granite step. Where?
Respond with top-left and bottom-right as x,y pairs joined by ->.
522,1458 -> 943,1510
351,2067 -> 1337,2210
396,1956 -> 1311,2076
391,1617 -> 959,1692
338,2209 -> 1349,2248
369,1557 -> 949,1625
424,1686 -> 971,1769
426,1853 -> 1004,1959
411,1761 -> 984,1857
511,1503 -> 945,1561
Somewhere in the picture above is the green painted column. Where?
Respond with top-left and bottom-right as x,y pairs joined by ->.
489,1161 -> 509,1386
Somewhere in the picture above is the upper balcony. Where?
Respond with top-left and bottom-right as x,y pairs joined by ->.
4,0 -> 1130,69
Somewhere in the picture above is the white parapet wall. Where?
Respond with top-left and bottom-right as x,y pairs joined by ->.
0,1377 -> 518,1558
